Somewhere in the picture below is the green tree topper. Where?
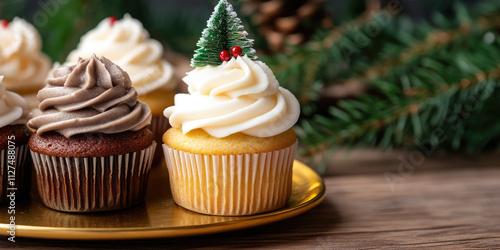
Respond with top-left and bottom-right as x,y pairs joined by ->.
191,0 -> 257,67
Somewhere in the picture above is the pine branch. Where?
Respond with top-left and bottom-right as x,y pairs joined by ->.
272,1 -> 500,104
361,4 -> 500,80
321,3 -> 468,81
299,27 -> 500,156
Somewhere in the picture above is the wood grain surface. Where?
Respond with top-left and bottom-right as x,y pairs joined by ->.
2,163 -> 499,248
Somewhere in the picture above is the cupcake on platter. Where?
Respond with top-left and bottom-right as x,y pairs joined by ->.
0,18 -> 51,110
162,0 -> 300,216
65,14 -> 176,163
0,76 -> 32,204
28,55 -> 156,212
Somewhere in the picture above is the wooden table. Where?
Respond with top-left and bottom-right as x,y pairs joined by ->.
3,154 -> 500,248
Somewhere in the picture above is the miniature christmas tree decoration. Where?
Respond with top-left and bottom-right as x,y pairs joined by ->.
191,0 -> 257,67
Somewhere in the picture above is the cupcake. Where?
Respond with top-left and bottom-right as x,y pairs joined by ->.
162,0 -> 300,216
0,18 -> 51,109
27,55 -> 156,212
65,14 -> 176,163
0,76 -> 32,204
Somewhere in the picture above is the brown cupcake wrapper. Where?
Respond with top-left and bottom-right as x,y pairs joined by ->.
31,141 -> 157,212
151,115 -> 171,165
163,141 -> 298,216
0,144 -> 31,204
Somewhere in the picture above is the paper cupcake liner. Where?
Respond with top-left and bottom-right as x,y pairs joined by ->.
0,144 -> 31,204
163,141 -> 298,216
30,142 -> 157,212
151,115 -> 171,165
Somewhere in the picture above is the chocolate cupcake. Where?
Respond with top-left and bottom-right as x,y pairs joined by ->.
28,55 -> 156,212
0,76 -> 32,204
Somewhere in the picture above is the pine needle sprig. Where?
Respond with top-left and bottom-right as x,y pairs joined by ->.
361,3 -> 500,80
273,1 -> 500,102
299,27 -> 500,156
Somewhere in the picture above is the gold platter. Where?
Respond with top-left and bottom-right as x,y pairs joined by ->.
0,160 -> 325,240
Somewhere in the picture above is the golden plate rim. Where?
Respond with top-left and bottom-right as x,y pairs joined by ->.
0,160 -> 325,240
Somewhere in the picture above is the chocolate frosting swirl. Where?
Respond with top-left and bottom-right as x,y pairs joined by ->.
28,55 -> 151,138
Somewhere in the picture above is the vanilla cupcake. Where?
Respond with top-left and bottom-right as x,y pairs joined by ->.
65,14 -> 176,162
28,55 -> 156,212
0,18 -> 51,109
162,0 -> 300,216
0,76 -> 32,204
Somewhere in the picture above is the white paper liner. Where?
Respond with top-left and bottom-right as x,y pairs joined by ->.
163,141 -> 298,216
0,144 -> 31,204
30,141 -> 156,212
151,115 -> 171,165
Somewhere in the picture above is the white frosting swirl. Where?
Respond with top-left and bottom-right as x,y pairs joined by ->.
164,55 -> 300,138
0,18 -> 51,93
66,14 -> 175,95
0,76 -> 29,128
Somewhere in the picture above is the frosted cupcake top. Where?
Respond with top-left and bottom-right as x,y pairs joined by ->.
164,55 -> 299,138
66,14 -> 175,95
28,55 -> 152,138
164,0 -> 300,138
0,18 -> 51,93
0,76 -> 29,128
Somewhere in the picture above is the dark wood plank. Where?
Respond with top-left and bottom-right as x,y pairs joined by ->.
2,167 -> 499,248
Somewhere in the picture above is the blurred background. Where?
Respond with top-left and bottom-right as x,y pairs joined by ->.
2,0 -> 500,173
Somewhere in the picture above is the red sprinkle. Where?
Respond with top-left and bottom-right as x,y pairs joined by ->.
219,50 -> 230,62
0,20 -> 9,28
231,46 -> 242,58
109,16 -> 118,26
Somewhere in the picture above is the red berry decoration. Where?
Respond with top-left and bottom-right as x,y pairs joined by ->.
109,16 -> 118,26
0,20 -> 9,28
231,46 -> 242,58
219,50 -> 230,62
